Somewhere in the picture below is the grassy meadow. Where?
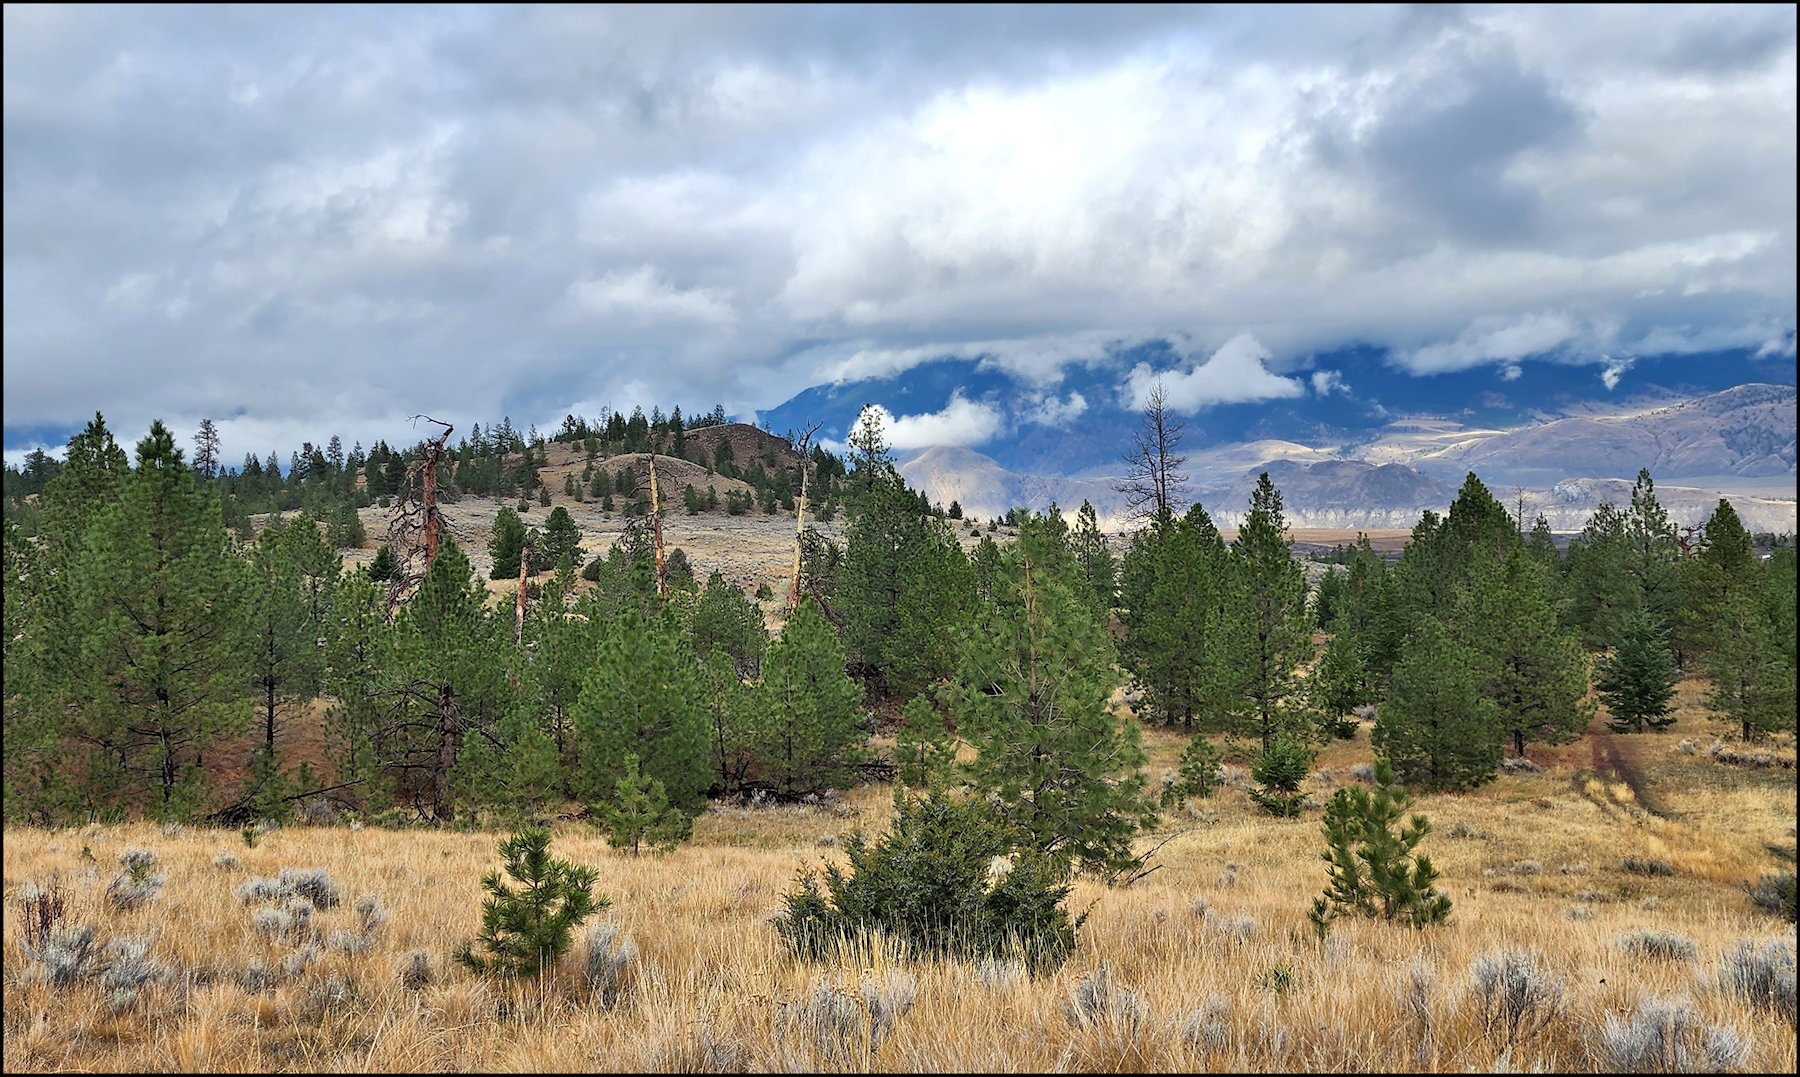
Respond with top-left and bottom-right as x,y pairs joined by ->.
4,682 -> 1795,1073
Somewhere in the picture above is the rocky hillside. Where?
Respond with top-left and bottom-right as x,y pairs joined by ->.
1421,383 -> 1797,484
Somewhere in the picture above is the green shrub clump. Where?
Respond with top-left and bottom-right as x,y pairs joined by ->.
775,790 -> 1082,976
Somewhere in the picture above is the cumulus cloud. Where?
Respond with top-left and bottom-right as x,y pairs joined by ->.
1123,334 -> 1305,412
1311,369 -> 1350,396
853,393 -> 1005,451
1023,390 -> 1088,427
2,5 -> 1793,459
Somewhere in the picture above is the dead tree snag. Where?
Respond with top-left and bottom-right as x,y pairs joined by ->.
647,449 -> 667,597
787,421 -> 823,613
385,414 -> 454,610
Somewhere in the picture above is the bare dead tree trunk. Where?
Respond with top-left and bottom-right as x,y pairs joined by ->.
787,422 -> 823,613
385,415 -> 454,610
515,542 -> 531,645
422,433 -> 443,566
647,449 -> 667,597
1114,383 -> 1188,527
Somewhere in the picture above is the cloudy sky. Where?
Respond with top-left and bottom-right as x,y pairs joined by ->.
4,4 -> 1794,464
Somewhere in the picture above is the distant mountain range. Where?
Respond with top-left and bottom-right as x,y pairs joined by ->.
757,341 -> 1796,533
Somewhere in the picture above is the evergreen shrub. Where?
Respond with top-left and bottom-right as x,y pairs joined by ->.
775,790 -> 1081,976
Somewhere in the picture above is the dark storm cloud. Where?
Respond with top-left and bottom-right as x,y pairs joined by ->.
3,4 -> 1793,460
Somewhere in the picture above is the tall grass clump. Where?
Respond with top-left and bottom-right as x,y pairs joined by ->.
583,921 -> 636,1009
18,923 -> 104,988
1597,995 -> 1749,1073
1467,948 -> 1565,1048
1615,930 -> 1699,963
860,970 -> 918,1050
777,980 -> 865,1064
1714,938 -> 1796,1026
775,790 -> 1081,976
1064,963 -> 1149,1043
104,849 -> 164,910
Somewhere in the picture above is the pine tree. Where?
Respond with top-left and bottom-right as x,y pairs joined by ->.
691,570 -> 768,676
191,418 -> 221,480
322,569 -> 394,813
572,612 -> 709,816
948,517 -> 1154,877
1373,618 -> 1502,791
63,421 -> 250,819
488,505 -> 527,580
541,506 -> 581,568
1161,734 -> 1223,809
1072,499 -> 1116,619
751,598 -> 868,797
1118,503 -> 1233,730
1248,732 -> 1314,817
839,467 -> 974,699
1596,609 -> 1680,734
894,693 -> 956,790
1677,498 -> 1758,663
1624,469 -> 1682,649
243,515 -> 331,808
600,754 -> 693,854
10,416 -> 130,819
1308,758 -> 1451,936
1310,625 -> 1369,737
700,651 -> 751,793
387,537 -> 509,822
1227,473 -> 1315,751
1525,514 -> 1559,568
1566,501 -> 1638,649
2,516 -> 56,819
366,543 -> 397,582
454,828 -> 607,978
1460,549 -> 1593,759
1705,589 -> 1795,742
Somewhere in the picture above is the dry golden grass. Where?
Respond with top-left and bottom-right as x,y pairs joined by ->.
6,694 -> 1795,1073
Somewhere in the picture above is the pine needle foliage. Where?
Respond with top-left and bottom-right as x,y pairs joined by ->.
1308,758 -> 1452,936
775,789 -> 1082,976
453,828 -> 607,978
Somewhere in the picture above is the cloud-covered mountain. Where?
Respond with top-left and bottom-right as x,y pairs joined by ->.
761,339 -> 1796,533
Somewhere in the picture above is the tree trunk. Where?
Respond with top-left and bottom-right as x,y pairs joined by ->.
787,457 -> 810,612
432,682 -> 457,822
515,543 -> 531,645
647,451 -> 667,596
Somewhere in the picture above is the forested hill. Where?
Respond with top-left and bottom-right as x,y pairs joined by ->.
2,400 -> 1792,835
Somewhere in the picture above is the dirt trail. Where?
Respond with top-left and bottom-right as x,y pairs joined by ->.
1588,731 -> 1675,819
